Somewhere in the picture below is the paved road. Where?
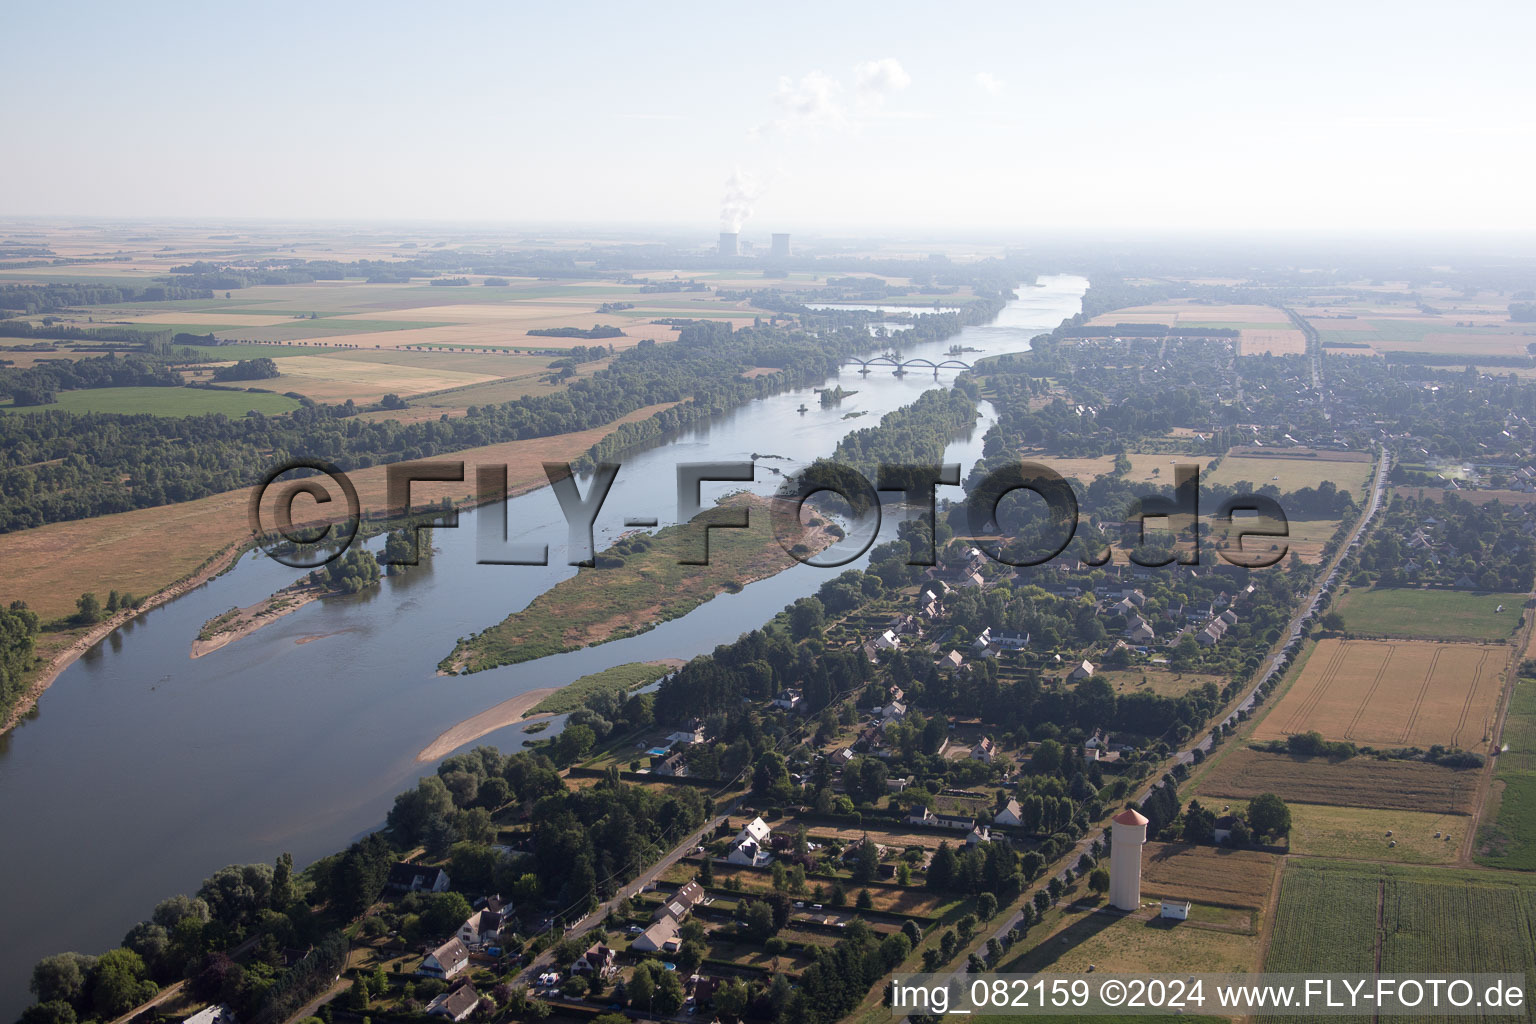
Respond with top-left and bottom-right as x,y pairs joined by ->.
515,812 -> 730,985
976,447 -> 1392,958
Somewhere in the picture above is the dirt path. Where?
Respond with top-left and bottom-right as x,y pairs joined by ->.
1,540 -> 247,736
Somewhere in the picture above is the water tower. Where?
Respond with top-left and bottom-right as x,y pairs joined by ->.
1109,806 -> 1148,911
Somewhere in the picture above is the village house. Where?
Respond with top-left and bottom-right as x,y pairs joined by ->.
632,915 -> 682,954
966,825 -> 991,846
455,896 -> 510,948
771,689 -> 803,711
971,736 -> 997,763
943,649 -> 965,669
655,752 -> 688,777
1068,659 -> 1096,681
994,798 -> 1023,827
655,880 -> 706,921
725,817 -> 774,867
418,937 -> 470,980
182,1007 -> 237,1024
571,942 -> 618,979
425,983 -> 481,1022
388,863 -> 450,894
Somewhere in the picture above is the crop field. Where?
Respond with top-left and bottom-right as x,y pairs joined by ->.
1337,586 -> 1524,640
1251,638 -> 1506,751
1308,315 -> 1536,356
1478,679 -> 1536,869
2,385 -> 300,417
1205,452 -> 1375,495
1261,862 -> 1380,979
1087,301 -> 1290,328
1196,746 -> 1479,814
1264,861 -> 1536,1015
1139,842 -> 1278,908
222,353 -> 506,403
1238,328 -> 1308,356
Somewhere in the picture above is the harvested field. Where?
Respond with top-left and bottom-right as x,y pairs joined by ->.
1000,901 -> 1262,975
1088,302 -> 1290,328
232,354 -> 504,403
1139,842 -> 1277,908
1197,746 -> 1479,814
1287,804 -> 1464,864
1198,746 -> 1474,816
1206,453 -> 1374,495
1251,638 -> 1506,752
1238,328 -> 1308,356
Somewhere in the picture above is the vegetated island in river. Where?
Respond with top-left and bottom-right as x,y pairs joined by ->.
190,548 -> 386,658
440,492 -> 839,674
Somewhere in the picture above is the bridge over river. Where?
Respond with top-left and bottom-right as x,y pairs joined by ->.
842,355 -> 973,375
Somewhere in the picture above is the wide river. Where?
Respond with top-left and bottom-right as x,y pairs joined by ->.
0,274 -> 1084,1015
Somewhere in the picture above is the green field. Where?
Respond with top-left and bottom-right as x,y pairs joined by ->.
1264,860 -> 1536,1023
2,386 -> 300,417
1314,319 -> 1495,345
178,343 -> 350,360
1337,586 -> 1524,640
1477,678 -> 1536,868
528,661 -> 673,716
1205,454 -> 1374,496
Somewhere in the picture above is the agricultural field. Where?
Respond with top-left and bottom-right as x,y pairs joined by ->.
1139,842 -> 1278,908
214,353 -> 506,404
1205,451 -> 1375,496
1306,312 -> 1536,358
1251,638 -> 1507,752
1264,860 -> 1536,1009
1087,301 -> 1291,329
1,385 -> 299,417
1477,677 -> 1536,869
1284,803 -> 1463,864
1196,746 -> 1480,814
1337,586 -> 1525,641
1237,328 -> 1308,356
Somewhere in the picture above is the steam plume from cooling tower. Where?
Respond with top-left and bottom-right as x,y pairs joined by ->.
720,167 -> 763,233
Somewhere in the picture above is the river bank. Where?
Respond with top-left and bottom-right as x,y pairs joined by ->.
0,538 -> 247,736
0,276 -> 1089,1022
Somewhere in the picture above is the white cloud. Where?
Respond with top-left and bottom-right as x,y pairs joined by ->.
854,57 -> 911,105
750,71 -> 846,136
973,72 -> 1003,96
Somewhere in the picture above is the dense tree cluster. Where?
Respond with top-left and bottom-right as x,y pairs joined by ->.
210,358 -> 279,382
0,354 -> 181,406
0,283 -> 212,314
0,601 -> 41,723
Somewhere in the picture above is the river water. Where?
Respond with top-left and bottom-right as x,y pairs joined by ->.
0,274 -> 1084,1015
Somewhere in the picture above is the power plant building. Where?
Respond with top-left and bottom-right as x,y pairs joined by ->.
770,233 -> 791,259
718,232 -> 738,257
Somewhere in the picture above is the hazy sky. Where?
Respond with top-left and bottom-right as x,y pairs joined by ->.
4,0 -> 1534,234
